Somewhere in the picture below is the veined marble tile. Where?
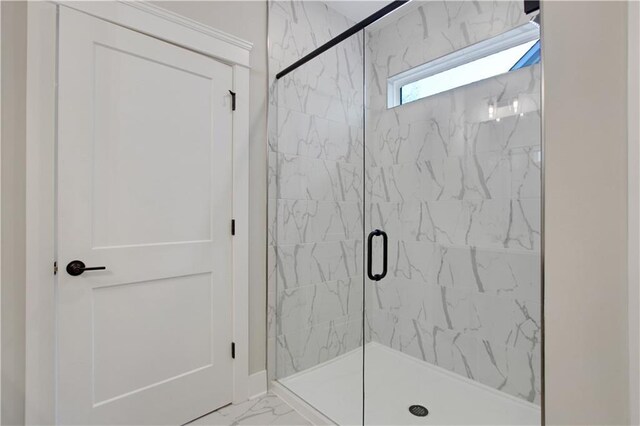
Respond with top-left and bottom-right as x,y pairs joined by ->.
365,151 -> 539,204
268,151 -> 279,200
511,146 -> 542,199
278,76 -> 363,127
368,1 -> 531,78
275,240 -> 362,290
366,202 -> 402,238
436,246 -> 540,298
399,200 -> 466,244
269,1 -> 355,72
461,198 -> 541,251
276,108 -> 363,164
476,338 -> 541,404
391,240 -> 441,284
192,392 -> 310,426
277,200 -> 362,245
268,200 -> 277,247
276,276 -> 363,336
276,315 -> 363,379
276,154 -> 363,203
476,293 -> 540,351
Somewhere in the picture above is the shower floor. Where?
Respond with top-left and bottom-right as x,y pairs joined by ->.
279,342 -> 540,425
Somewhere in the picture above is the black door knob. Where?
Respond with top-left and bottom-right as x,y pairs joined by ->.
66,260 -> 106,276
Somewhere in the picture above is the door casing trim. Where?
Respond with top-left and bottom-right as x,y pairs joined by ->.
25,2 -> 252,424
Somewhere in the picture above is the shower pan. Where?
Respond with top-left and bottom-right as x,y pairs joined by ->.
268,1 -> 543,424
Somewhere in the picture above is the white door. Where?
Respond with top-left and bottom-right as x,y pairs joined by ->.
56,7 -> 234,425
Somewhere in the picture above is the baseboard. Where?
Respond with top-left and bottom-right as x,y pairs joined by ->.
270,380 -> 335,425
248,370 -> 267,399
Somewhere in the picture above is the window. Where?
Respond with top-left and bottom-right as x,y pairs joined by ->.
387,20 -> 540,108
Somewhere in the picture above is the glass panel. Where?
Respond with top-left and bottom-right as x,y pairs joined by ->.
364,1 -> 542,425
271,28 -> 365,424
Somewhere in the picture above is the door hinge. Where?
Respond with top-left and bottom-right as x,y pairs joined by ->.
231,342 -> 236,359
229,90 -> 236,111
231,219 -> 236,236
54,261 -> 58,275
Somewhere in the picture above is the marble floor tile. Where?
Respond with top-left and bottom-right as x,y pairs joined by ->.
189,393 -> 310,426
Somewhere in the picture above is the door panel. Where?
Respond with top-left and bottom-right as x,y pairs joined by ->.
92,273 -> 213,404
57,7 -> 234,425
92,43 -> 215,247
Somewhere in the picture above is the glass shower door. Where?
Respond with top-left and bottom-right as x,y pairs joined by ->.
271,26 -> 366,424
362,1 -> 543,424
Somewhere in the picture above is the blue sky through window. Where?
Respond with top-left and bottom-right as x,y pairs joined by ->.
511,40 -> 541,71
400,38 -> 540,105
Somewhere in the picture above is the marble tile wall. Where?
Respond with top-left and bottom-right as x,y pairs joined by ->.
267,1 -> 364,381
268,0 -> 542,406
364,1 -> 542,404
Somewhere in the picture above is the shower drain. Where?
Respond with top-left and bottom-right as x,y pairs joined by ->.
408,405 -> 429,417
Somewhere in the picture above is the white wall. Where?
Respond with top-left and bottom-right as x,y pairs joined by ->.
1,1 -> 27,425
152,1 -> 268,375
544,1 -> 629,424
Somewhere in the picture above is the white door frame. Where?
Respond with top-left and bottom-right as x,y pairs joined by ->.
25,2 -> 252,424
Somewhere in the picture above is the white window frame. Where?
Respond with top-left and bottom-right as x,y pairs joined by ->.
387,21 -> 540,108
25,2 -> 252,424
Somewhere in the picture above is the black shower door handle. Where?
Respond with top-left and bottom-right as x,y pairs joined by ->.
367,229 -> 388,281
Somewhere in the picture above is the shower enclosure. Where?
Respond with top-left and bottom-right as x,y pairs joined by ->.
268,1 -> 542,424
